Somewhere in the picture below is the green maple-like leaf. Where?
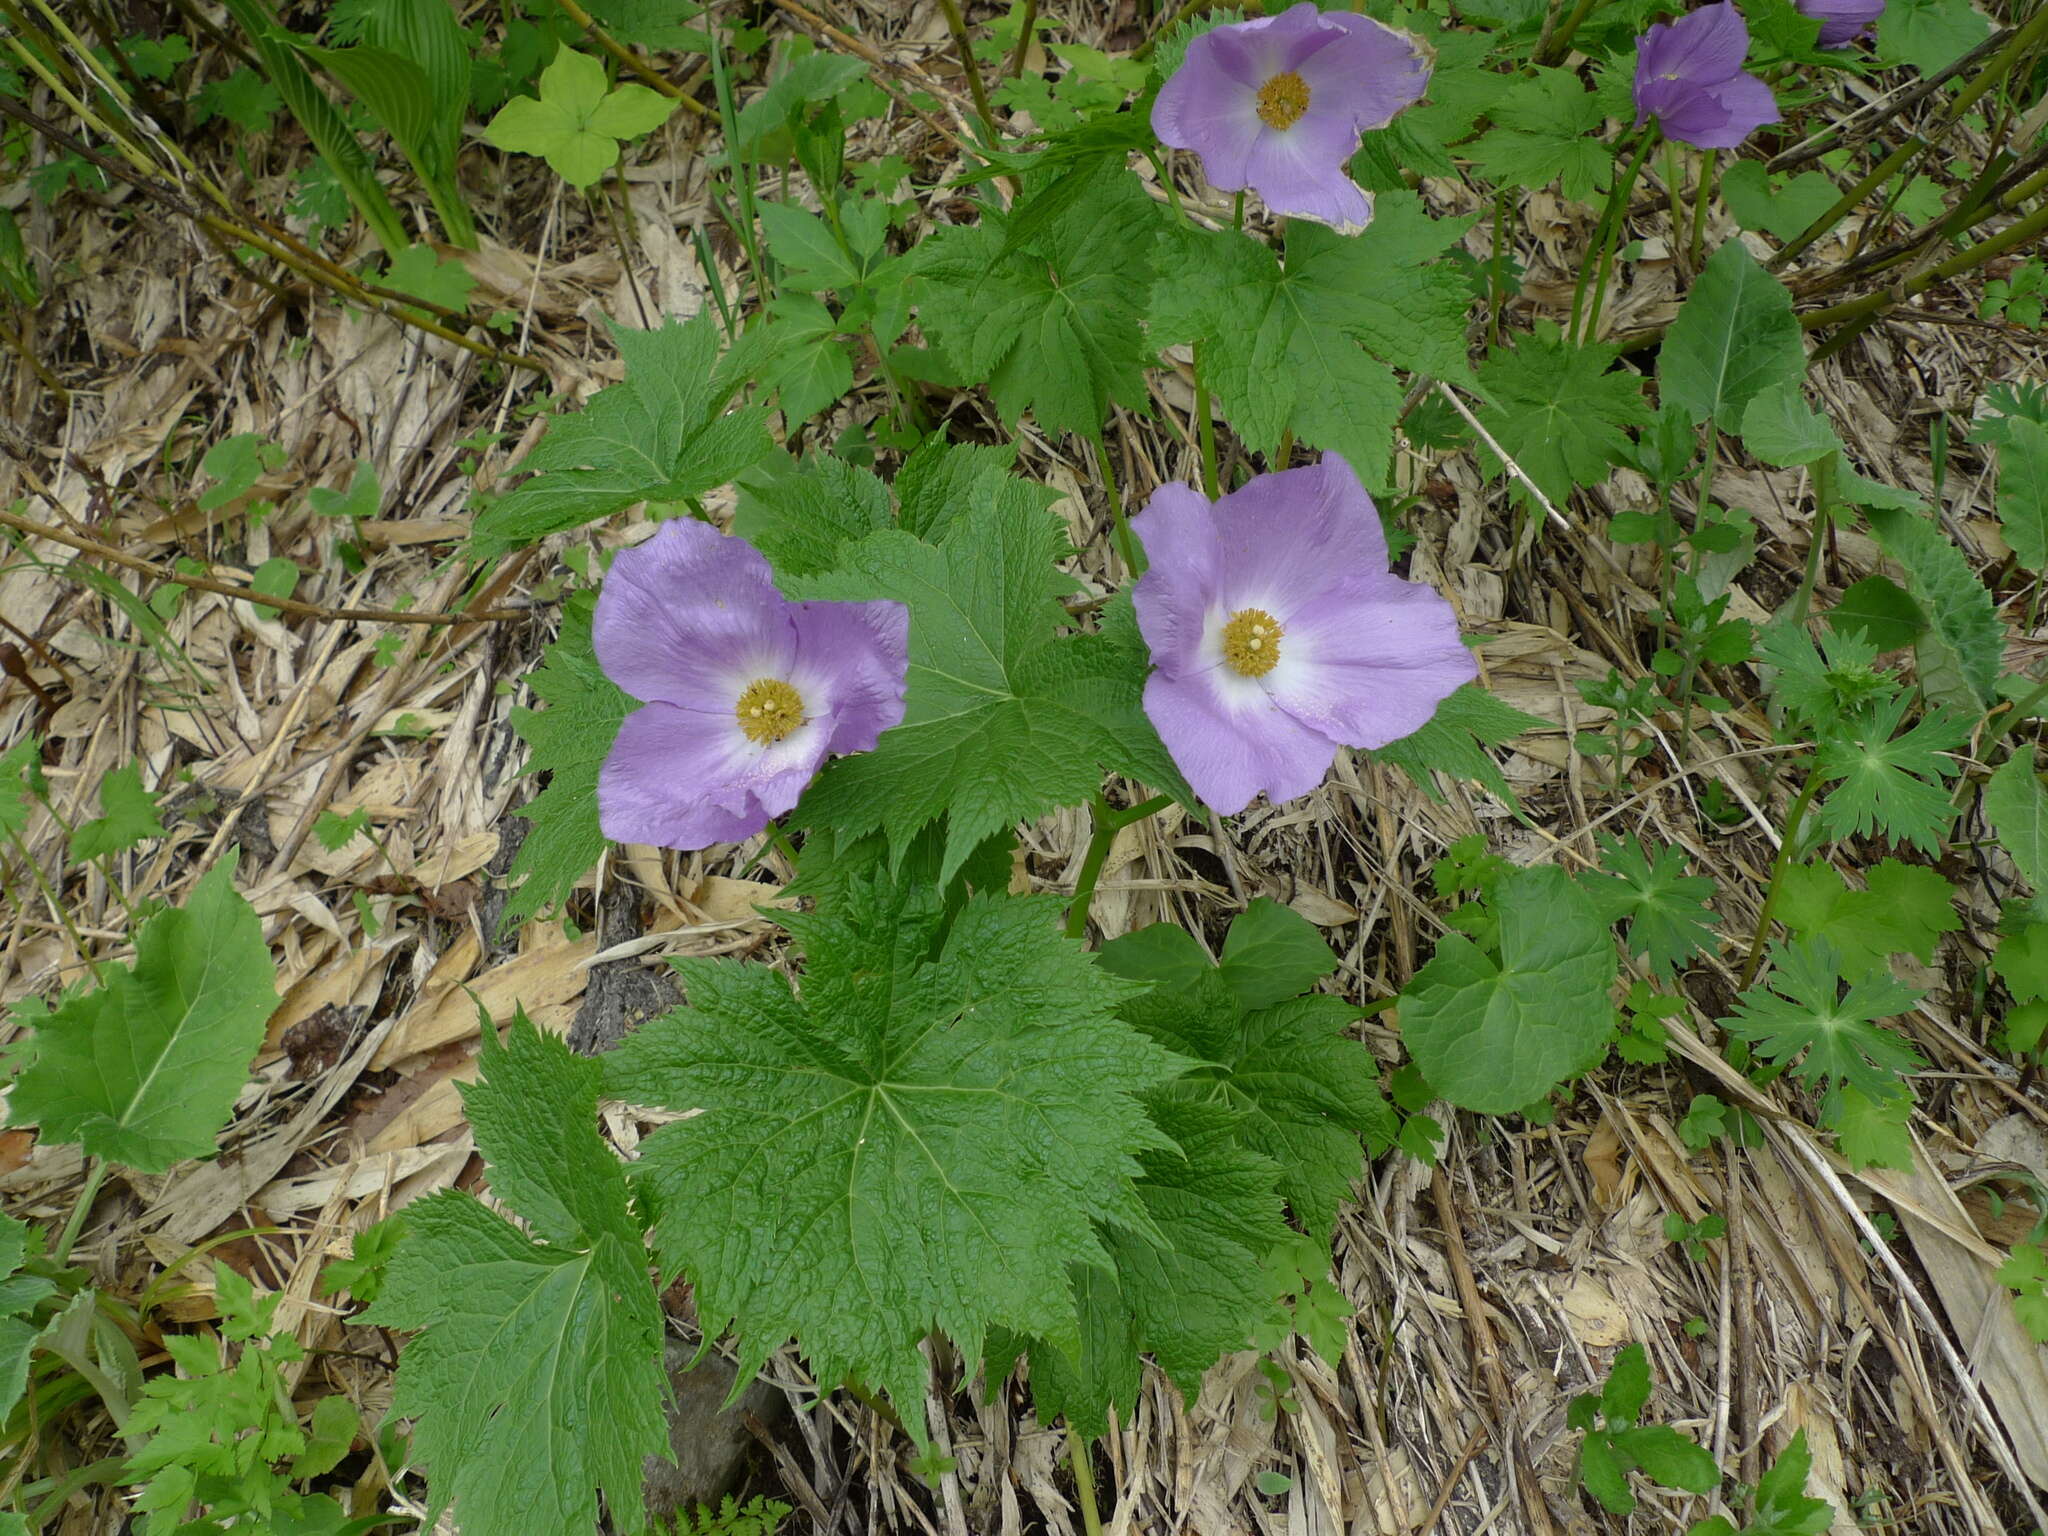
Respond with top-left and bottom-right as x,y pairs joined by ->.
1476,323 -> 1651,507
1823,1082 -> 1915,1171
2000,1242 -> 2048,1345
8,858 -> 275,1172
1811,692 -> 1967,853
785,492 -> 1186,883
1015,1096 -> 1291,1440
910,160 -> 1159,441
1776,858 -> 1959,975
471,313 -> 772,556
1720,937 -> 1924,1097
68,761 -> 166,863
603,873 -> 1182,1438
502,591 -> 630,931
1368,682 -> 1545,805
1149,193 -> 1475,485
1756,620 -> 1897,732
1587,835 -> 1720,977
482,47 -> 676,186
1399,865 -> 1617,1114
1101,903 -> 1395,1239
365,1015 -> 669,1536
1467,69 -> 1611,202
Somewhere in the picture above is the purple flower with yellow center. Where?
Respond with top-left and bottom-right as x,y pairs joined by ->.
593,519 -> 908,850
1632,3 -> 1779,150
1130,456 -> 1476,815
1151,1 -> 1431,233
1796,0 -> 1883,47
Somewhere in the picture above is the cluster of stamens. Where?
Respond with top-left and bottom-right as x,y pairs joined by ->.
1221,608 -> 1283,677
735,678 -> 805,744
1255,71 -> 1312,130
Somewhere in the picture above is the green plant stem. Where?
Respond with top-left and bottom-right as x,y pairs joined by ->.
707,23 -> 769,315
1232,189 -> 1245,231
1193,342 -> 1220,500
1006,0 -> 1039,77
1664,140 -> 1686,261
1574,129 -> 1656,344
3,821 -> 96,983
1800,195 -> 2048,338
935,0 -> 1000,146
1787,450 -> 1837,625
1535,0 -> 1601,65
1068,1425 -> 1105,1536
1738,766 -> 1822,989
552,0 -> 709,113
1688,148 -> 1717,266
52,1159 -> 109,1266
1094,437 -> 1142,577
1065,793 -> 1173,940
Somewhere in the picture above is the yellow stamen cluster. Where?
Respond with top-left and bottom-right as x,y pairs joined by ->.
1221,608 -> 1283,677
1255,71 -> 1312,131
735,678 -> 805,745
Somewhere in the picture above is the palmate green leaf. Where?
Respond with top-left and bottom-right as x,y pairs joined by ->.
1659,240 -> 1805,432
1721,937 -> 1923,1097
1776,858 -> 1959,974
911,159 -> 1158,442
1149,194 -> 1475,485
68,760 -> 165,863
2001,1243 -> 2048,1345
472,312 -> 772,556
1101,905 -> 1395,1239
1398,866 -> 1616,1114
483,47 -> 675,186
1864,503 -> 2001,712
502,591 -> 629,932
1016,1097 -> 1291,1440
1476,323 -> 1652,507
1467,68 -> 1611,202
1811,692 -> 1967,853
8,858 -> 275,1172
366,1015 -> 668,1536
1823,1081 -> 1915,1171
1586,835 -> 1720,977
1992,416 -> 2048,573
786,492 -> 1186,884
604,873 -> 1180,1440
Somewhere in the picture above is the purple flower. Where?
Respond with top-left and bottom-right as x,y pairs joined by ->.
1797,0 -> 1883,46
1632,4 -> 1780,150
1152,1 -> 1431,233
1130,456 -> 1476,815
593,519 -> 908,849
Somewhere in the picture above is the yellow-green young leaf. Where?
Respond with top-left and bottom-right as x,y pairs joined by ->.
1659,240 -> 1805,431
1823,1082 -> 1915,1171
8,857 -> 276,1172
604,872 -> 1180,1442
484,48 -> 675,187
365,1015 -> 668,1536
68,761 -> 166,863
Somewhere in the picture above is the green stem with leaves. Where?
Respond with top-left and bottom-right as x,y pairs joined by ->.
1192,343 -> 1221,500
1094,437 -> 1142,577
1066,793 -> 1174,941
1535,0 -> 1601,65
1738,766 -> 1823,989
52,1159 -> 109,1266
1687,148 -> 1717,266
1787,450 -> 1838,626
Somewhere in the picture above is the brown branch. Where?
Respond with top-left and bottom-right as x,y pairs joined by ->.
0,508 -> 528,626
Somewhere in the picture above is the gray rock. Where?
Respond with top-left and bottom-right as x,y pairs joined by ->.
642,1342 -> 790,1526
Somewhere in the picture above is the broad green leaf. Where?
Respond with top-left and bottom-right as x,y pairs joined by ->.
1825,1081 -> 1915,1170
756,295 -> 855,422
786,492 -> 1186,883
1217,897 -> 1338,1009
294,42 -> 438,176
1599,1340 -> 1653,1424
307,459 -> 380,520
1828,576 -> 1925,652
1864,504 -> 2001,711
69,761 -> 166,863
1719,160 -> 1844,242
734,450 -> 891,577
1019,1097 -> 1291,1439
1659,240 -> 1805,432
366,1015 -> 668,1536
1476,323 -> 1651,506
1776,858 -> 1959,974
501,592 -> 630,932
1398,866 -> 1616,1114
1467,69 -> 1610,202
1740,381 -> 1839,467
757,201 -> 862,292
1876,0 -> 1990,72
1721,938 -> 1923,1096
1985,752 -> 2048,907
1751,1429 -> 1837,1534
912,161 -> 1158,442
374,244 -> 477,312
1993,416 -> 2048,573
605,873 -> 1179,1439
1609,1425 -> 1719,1492
0,1317 -> 33,1426
471,312 -> 772,555
8,858 -> 276,1172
